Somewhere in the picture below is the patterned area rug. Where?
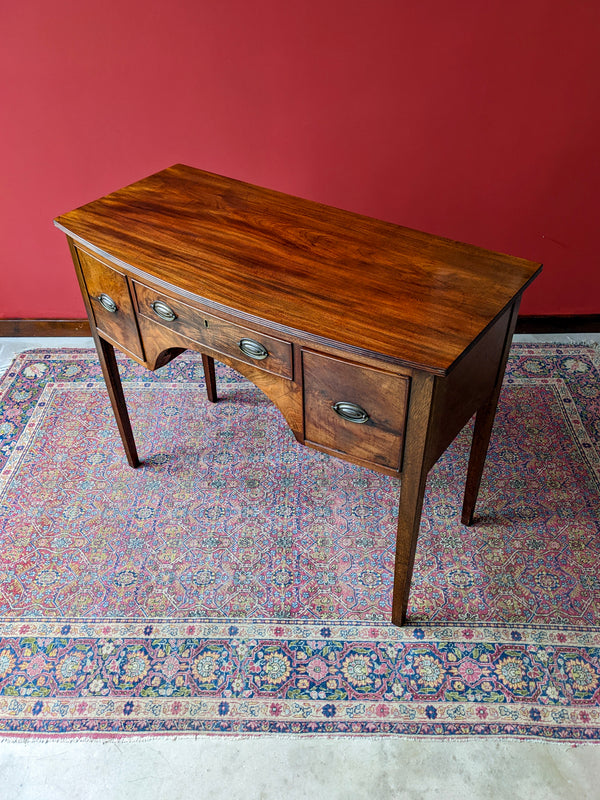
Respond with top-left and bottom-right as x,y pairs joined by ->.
0,344 -> 598,739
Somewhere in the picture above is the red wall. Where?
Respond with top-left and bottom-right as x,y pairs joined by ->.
1,0 -> 599,318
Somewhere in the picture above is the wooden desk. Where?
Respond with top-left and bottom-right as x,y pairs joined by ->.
55,164 -> 541,625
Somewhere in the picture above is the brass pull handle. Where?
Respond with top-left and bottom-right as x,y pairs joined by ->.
332,401 -> 370,424
151,300 -> 177,322
238,337 -> 268,360
97,293 -> 117,313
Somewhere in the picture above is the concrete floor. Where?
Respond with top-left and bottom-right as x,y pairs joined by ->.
2,736 -> 600,800
1,335 -> 599,799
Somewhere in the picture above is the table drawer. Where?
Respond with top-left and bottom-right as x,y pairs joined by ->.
77,249 -> 144,359
134,281 -> 293,379
302,350 -> 409,471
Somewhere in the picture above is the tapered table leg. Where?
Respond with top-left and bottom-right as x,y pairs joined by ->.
96,336 -> 140,468
461,300 -> 521,526
202,354 -> 218,403
392,372 -> 435,626
461,398 -> 500,525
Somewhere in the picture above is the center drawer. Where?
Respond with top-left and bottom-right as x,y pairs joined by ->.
302,349 -> 410,471
133,281 -> 293,379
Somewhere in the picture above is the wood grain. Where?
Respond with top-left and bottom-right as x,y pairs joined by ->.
77,249 -> 144,360
392,371 -> 436,625
55,165 -> 542,375
133,280 -> 294,379
302,349 -> 409,471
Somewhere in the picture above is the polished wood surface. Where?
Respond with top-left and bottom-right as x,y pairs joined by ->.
96,337 -> 140,469
55,165 -> 541,625
78,248 -> 144,360
461,302 -> 521,526
302,350 -> 409,472
55,164 -> 541,375
133,280 -> 294,379
392,371 -> 436,625
201,354 -> 218,404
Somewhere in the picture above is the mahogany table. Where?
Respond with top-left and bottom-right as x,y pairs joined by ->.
55,165 -> 541,625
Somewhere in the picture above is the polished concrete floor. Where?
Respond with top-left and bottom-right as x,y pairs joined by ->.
0,335 -> 599,799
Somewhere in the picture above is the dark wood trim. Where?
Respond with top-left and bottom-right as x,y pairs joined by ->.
0,319 -> 91,337
516,314 -> 600,334
96,337 -> 140,468
0,314 -> 598,338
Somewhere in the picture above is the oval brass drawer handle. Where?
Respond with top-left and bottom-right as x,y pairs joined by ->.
97,293 -> 118,313
238,337 -> 269,360
151,299 -> 177,322
332,401 -> 370,424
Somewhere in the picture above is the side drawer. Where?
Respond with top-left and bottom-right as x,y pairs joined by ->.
302,349 -> 410,471
133,281 -> 293,379
77,249 -> 144,359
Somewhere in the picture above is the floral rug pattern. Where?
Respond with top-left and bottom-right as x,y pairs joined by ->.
0,344 -> 598,738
